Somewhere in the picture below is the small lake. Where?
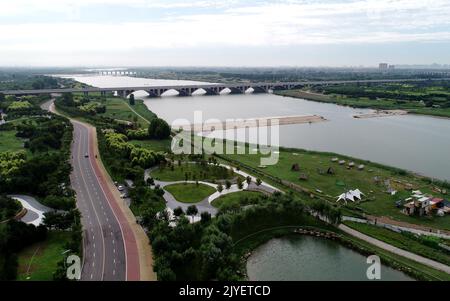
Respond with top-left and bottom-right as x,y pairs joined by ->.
246,236 -> 414,281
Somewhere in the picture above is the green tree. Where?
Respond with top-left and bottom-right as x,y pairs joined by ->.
246,176 -> 252,185
148,118 -> 171,139
225,180 -> 231,190
129,93 -> 135,105
186,205 -> 198,221
173,206 -> 184,217
256,178 -> 262,186
217,183 -> 223,193
237,178 -> 243,190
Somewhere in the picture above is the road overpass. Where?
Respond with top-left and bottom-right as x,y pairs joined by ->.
1,78 -> 448,98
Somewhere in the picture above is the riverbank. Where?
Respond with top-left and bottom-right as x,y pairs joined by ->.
276,90 -> 450,119
218,143 -> 450,231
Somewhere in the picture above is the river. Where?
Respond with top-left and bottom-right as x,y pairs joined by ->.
246,235 -> 414,281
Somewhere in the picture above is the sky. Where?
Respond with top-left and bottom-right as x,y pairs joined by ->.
1,0 -> 450,67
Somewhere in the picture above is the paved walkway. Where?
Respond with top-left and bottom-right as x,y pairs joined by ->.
339,224 -> 450,274
342,216 -> 450,239
145,163 -> 279,220
9,194 -> 53,226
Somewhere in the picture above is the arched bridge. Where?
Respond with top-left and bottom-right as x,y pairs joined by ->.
1,78 -> 446,98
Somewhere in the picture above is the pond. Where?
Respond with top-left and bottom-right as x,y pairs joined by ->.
246,235 -> 414,281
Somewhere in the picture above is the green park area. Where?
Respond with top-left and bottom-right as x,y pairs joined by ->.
278,81 -> 450,118
211,190 -> 263,209
16,231 -> 71,281
221,145 -> 450,230
129,138 -> 172,153
164,183 -> 216,203
151,161 -> 236,182
102,98 -> 154,127
0,130 -> 25,153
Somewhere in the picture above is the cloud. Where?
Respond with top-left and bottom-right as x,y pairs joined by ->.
0,0 -> 449,65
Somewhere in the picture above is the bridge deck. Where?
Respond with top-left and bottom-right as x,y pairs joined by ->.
1,78 -> 448,95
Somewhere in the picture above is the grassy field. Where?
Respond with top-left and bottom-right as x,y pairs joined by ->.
344,221 -> 450,266
164,183 -> 216,203
101,98 -> 151,128
0,130 -> 25,152
152,162 -> 236,182
17,231 -> 71,281
211,190 -> 263,209
129,138 -> 172,153
222,145 -> 450,230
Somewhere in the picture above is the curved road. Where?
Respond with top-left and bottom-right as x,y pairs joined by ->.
43,99 -> 141,281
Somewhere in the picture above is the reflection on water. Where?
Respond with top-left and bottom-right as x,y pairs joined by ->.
246,236 -> 414,281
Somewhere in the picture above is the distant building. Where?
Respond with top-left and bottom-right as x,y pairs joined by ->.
388,65 -> 395,70
379,63 -> 388,70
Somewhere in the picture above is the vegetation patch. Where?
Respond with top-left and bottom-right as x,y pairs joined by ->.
211,191 -> 263,209
152,162 -> 235,182
164,183 -> 216,203
16,231 -> 71,281
221,144 -> 450,230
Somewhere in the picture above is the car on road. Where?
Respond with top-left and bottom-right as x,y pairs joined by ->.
118,185 -> 125,192
84,152 -> 89,158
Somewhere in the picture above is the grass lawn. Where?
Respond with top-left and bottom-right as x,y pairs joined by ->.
211,190 -> 263,209
152,162 -> 236,182
344,221 -> 450,266
17,231 -> 71,281
129,138 -> 172,153
222,145 -> 450,230
164,183 -> 216,203
102,98 -> 150,128
0,130 -> 25,152
133,99 -> 157,122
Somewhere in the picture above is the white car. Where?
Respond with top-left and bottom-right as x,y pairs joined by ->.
118,185 -> 125,191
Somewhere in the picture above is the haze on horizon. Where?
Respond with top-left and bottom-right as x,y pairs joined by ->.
1,0 -> 450,67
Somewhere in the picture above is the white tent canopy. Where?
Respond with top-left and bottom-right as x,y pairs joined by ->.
336,189 -> 364,202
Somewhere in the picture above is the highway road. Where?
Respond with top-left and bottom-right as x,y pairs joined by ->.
70,121 -> 126,281
42,99 -> 147,281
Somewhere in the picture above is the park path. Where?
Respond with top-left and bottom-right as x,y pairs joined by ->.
145,163 -> 279,220
342,216 -> 450,240
339,224 -> 450,274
